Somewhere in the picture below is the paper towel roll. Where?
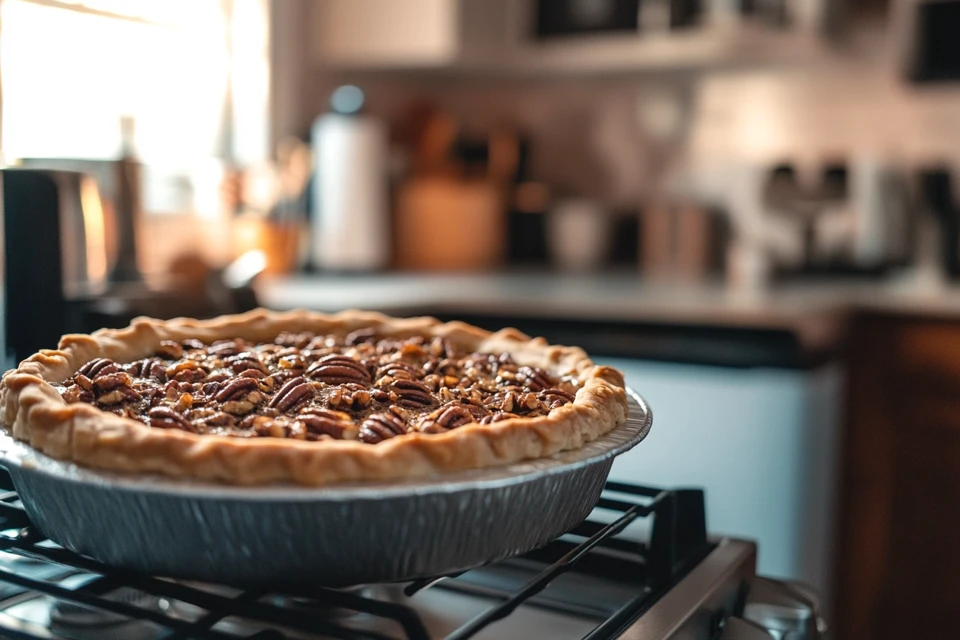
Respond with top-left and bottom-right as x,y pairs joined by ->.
310,113 -> 390,271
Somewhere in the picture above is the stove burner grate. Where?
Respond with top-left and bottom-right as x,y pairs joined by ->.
0,480 -> 709,640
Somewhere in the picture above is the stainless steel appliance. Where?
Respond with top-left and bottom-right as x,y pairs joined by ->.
0,479 -> 824,639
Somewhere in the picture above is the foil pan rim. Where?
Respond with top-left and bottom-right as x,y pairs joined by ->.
0,389 -> 650,501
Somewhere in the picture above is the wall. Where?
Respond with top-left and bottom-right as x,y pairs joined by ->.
692,63 -> 960,172
274,1 -> 960,205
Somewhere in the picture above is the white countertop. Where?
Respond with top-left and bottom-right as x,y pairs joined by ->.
255,271 -> 960,353
253,271 -> 960,353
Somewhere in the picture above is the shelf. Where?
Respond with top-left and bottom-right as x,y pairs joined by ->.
314,24 -> 834,78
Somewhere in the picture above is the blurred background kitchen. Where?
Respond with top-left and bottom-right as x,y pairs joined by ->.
2,0 -> 960,637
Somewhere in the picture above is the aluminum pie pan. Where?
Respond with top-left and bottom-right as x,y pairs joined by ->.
0,389 -> 651,587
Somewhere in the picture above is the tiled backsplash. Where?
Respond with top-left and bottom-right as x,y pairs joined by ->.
289,61 -> 960,205
691,63 -> 960,170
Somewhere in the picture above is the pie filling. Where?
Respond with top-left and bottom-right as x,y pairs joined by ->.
54,330 -> 579,443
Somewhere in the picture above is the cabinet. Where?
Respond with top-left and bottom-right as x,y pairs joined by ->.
307,0 -> 832,75
836,313 -> 960,639
311,0 -> 459,67
601,358 -> 843,604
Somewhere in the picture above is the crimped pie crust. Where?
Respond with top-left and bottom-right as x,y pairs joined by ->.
0,309 -> 628,486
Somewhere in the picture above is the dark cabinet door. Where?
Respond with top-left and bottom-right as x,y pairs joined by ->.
836,314 -> 960,639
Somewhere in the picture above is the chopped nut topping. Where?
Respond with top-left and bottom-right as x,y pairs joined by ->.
55,330 -> 579,443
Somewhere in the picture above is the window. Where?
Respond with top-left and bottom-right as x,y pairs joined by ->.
0,0 -> 269,203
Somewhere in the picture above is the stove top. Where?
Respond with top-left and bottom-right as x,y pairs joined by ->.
0,481 -> 767,639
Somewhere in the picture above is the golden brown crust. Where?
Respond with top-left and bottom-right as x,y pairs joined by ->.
0,309 -> 628,486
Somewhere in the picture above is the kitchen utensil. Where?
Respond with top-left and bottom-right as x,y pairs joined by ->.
395,176 -> 505,271
0,391 -> 650,587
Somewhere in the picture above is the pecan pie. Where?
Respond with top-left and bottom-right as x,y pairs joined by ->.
0,310 -> 628,486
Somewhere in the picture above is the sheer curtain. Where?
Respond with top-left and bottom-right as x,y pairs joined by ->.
0,0 -> 270,205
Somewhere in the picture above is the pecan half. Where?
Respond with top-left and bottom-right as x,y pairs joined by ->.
226,352 -> 267,374
125,358 -> 167,381
392,379 -> 435,408
77,358 -> 119,379
181,338 -> 206,350
166,360 -> 208,382
201,380 -> 221,397
428,336 -> 457,358
539,388 -> 576,409
148,406 -> 194,431
297,408 -> 359,440
208,340 -> 243,357
424,358 -> 461,376
359,412 -> 408,444
375,361 -> 423,381
194,411 -> 237,428
516,366 -> 552,392
420,402 -> 475,432
155,340 -> 183,360
92,371 -> 134,395
75,374 -> 93,392
462,403 -> 490,419
345,327 -> 377,346
267,376 -> 315,412
479,412 -> 520,425
214,377 -> 259,402
305,355 -> 371,385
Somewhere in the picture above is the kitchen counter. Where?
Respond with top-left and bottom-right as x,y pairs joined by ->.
255,271 -> 960,367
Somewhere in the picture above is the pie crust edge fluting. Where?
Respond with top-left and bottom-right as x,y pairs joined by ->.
0,309 -> 628,486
